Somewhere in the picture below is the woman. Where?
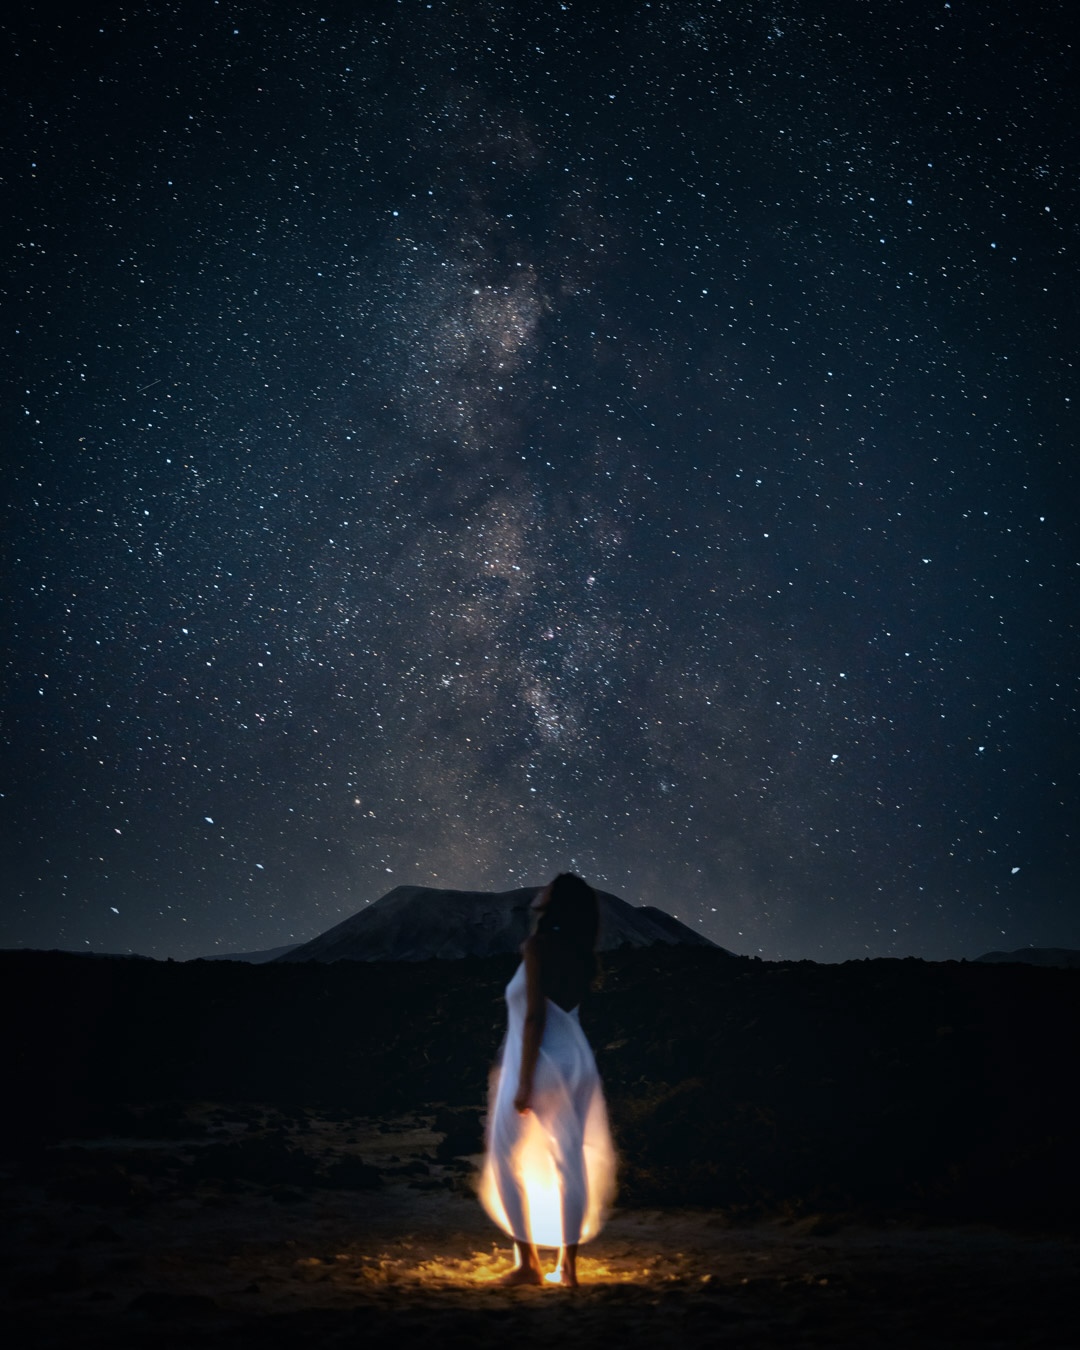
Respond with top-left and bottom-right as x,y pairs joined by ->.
479,873 -> 616,1287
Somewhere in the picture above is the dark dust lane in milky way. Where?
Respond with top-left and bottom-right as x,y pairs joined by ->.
3,1 -> 1076,962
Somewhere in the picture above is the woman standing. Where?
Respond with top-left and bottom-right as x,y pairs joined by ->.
480,873 -> 616,1287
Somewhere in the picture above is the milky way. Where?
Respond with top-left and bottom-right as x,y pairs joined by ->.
4,1 -> 1076,961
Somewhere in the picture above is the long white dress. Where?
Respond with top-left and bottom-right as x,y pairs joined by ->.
479,961 -> 616,1249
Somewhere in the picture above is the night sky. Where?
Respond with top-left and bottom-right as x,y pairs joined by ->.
3,1 -> 1076,963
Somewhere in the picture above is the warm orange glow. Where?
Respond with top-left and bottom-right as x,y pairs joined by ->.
479,1099 -> 616,1249
408,1250 -> 644,1287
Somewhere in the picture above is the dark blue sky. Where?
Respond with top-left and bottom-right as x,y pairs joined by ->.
3,0 -> 1076,961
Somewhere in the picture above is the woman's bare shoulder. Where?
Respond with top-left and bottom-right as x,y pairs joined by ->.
521,933 -> 550,967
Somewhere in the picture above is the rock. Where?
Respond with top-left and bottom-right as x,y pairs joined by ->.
128,1291 -> 219,1318
188,1137 -> 319,1187
433,1106 -> 484,1160
319,1156 -> 382,1190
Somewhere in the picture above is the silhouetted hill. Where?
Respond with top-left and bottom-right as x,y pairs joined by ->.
0,948 -> 153,961
975,947 -> 1080,970
202,943 -> 301,963
275,885 -> 723,962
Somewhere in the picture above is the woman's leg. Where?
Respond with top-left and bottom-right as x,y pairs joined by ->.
550,1243 -> 579,1287
551,1118 -> 586,1251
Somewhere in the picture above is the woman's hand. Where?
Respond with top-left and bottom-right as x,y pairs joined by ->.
513,1085 -> 531,1115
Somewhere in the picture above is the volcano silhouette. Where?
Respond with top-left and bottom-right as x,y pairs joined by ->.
275,885 -> 727,963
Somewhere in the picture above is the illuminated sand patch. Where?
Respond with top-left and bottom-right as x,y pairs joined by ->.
411,1251 -> 648,1287
283,1243 -> 692,1293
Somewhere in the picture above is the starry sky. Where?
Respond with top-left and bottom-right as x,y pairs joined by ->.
3,0 -> 1076,963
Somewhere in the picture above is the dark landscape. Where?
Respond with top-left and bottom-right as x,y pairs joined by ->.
3,944 -> 1077,1347
6,0 -> 1077,1342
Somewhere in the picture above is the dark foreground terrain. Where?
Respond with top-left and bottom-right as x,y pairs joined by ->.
3,1106 -> 1076,1350
2,948 -> 1077,1346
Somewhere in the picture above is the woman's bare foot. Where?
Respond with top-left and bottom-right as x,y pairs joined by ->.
498,1264 -> 543,1286
545,1243 -> 579,1287
497,1241 -> 543,1286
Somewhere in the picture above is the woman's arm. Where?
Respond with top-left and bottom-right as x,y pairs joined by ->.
514,937 -> 546,1113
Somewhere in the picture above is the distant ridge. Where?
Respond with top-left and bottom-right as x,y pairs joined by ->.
202,943 -> 301,964
276,885 -> 727,963
975,947 -> 1080,970
0,948 -> 154,962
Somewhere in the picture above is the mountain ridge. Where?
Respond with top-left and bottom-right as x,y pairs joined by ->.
974,947 -> 1080,970
274,884 -> 726,963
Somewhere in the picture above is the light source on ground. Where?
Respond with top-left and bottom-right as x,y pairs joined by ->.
478,1108 -> 614,1249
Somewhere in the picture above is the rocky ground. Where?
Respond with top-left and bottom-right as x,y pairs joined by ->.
3,1105 -> 1075,1349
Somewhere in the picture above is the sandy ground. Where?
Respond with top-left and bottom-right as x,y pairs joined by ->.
2,1107 -> 1075,1348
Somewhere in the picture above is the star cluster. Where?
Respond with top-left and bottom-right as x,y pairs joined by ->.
3,1 -> 1076,961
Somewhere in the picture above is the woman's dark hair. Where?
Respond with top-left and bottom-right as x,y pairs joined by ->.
536,872 -> 600,954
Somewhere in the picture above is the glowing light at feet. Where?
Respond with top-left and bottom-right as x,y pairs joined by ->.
479,1107 -> 615,1249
